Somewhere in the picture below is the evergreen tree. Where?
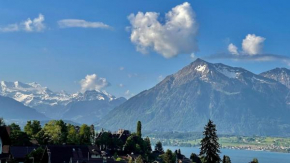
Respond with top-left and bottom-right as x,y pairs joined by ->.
199,120 -> 221,163
222,155 -> 231,163
137,121 -> 142,137
155,141 -> 164,152
162,149 -> 176,163
90,124 -> 95,144
144,137 -> 152,153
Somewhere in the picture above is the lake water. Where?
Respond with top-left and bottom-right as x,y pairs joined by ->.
164,146 -> 290,163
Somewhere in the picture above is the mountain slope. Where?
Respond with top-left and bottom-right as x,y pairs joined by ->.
0,95 -> 48,121
62,90 -> 126,124
98,59 -> 290,136
260,68 -> 290,88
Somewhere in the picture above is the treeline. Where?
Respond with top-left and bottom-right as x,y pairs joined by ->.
8,119 -> 95,146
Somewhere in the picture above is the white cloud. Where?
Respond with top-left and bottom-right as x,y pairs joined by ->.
242,34 -> 265,55
190,53 -> 195,59
0,24 -> 19,32
79,74 -> 110,92
58,19 -> 111,29
119,67 -> 124,71
228,43 -> 239,55
124,90 -> 134,98
128,2 -> 198,58
119,83 -> 124,87
157,75 -> 164,81
0,14 -> 45,33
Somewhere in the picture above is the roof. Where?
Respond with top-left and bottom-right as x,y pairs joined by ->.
10,146 -> 37,159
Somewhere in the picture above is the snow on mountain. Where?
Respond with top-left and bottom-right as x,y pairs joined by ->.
260,68 -> 290,88
0,80 -> 119,110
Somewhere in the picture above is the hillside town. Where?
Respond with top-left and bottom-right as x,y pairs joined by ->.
0,118 -> 260,163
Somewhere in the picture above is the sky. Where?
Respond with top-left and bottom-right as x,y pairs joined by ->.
0,0 -> 290,98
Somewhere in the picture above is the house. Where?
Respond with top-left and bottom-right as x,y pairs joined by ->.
10,146 -> 40,162
0,126 -> 11,163
40,145 -> 122,163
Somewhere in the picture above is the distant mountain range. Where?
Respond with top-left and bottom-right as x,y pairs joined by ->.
0,81 -> 126,124
98,59 -> 290,136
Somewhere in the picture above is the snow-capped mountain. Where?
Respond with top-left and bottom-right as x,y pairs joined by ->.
0,81 -> 71,107
260,68 -> 290,89
0,81 -> 126,124
99,58 -> 290,136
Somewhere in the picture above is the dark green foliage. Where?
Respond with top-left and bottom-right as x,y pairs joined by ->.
161,149 -> 176,163
55,120 -> 68,143
222,155 -> 231,163
124,135 -> 145,154
190,153 -> 201,163
79,124 -> 91,145
67,124 -> 79,144
200,120 -> 221,163
24,120 -> 41,138
0,117 -> 5,126
137,121 -> 142,138
9,123 -> 31,146
25,147 -> 44,163
144,137 -> 152,153
136,155 -> 144,163
250,158 -> 259,163
154,141 -> 164,152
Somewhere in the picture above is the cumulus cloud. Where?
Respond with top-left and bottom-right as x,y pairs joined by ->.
79,74 -> 110,92
58,19 -> 111,29
242,34 -> 266,55
228,43 -> 239,55
0,14 -> 45,32
119,67 -> 124,71
128,2 -> 198,58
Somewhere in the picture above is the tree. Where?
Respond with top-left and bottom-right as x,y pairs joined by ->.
55,120 -> 68,144
162,149 -> 176,163
67,124 -> 78,144
250,158 -> 259,163
190,153 -> 201,163
222,155 -> 231,163
24,120 -> 41,138
9,123 -> 31,146
144,137 -> 152,153
154,141 -> 164,152
90,125 -> 95,144
25,147 -> 44,163
0,117 -> 5,126
199,120 -> 221,163
137,121 -> 142,138
136,155 -> 144,163
79,124 -> 91,145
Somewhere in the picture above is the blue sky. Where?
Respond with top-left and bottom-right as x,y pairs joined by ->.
0,1 -> 290,98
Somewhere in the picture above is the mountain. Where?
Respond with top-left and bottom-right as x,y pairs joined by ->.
62,90 -> 126,124
0,81 -> 126,124
0,95 -> 48,121
98,59 -> 290,136
260,68 -> 290,88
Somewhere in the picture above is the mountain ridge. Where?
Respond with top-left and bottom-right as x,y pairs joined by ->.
98,58 -> 290,136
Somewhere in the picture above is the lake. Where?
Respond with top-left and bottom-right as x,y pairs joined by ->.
163,146 -> 290,163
